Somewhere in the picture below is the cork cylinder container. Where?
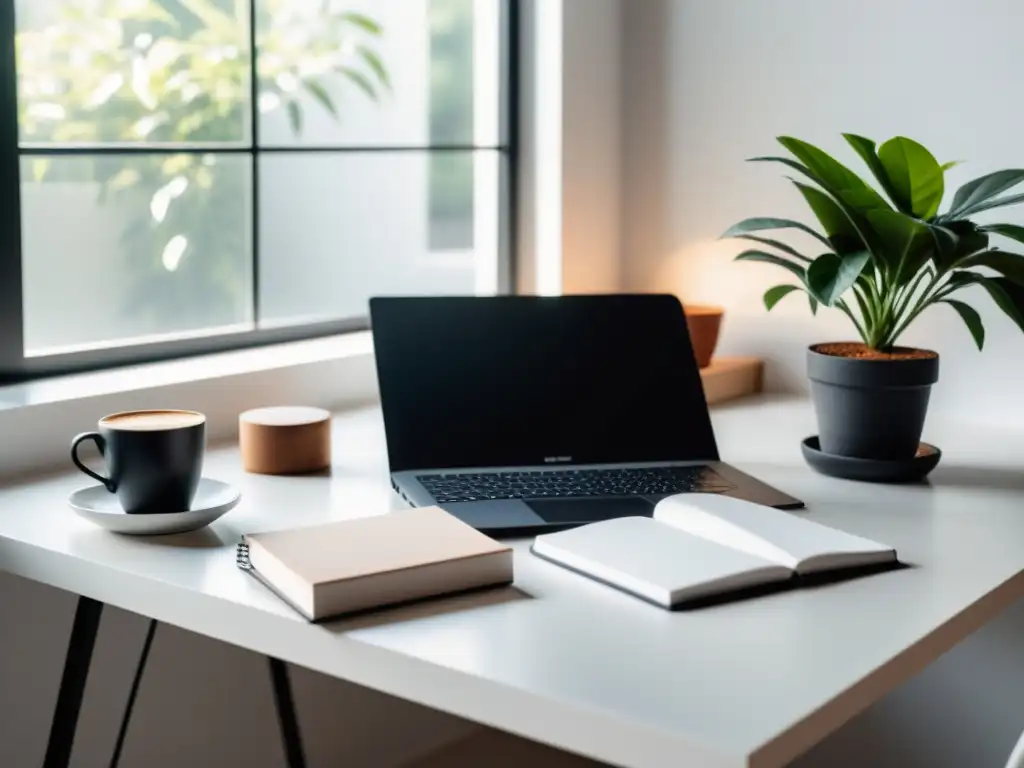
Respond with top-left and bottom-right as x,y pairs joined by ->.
239,406 -> 332,475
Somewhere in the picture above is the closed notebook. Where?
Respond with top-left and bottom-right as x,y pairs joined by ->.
531,494 -> 897,608
237,506 -> 513,621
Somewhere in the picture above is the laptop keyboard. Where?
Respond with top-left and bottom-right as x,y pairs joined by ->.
416,466 -> 734,504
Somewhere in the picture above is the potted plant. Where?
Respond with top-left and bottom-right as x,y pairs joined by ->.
724,134 -> 1024,463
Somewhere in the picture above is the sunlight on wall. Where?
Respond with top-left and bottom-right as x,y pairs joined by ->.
534,0 -> 564,296
652,238 -> 855,393
655,239 -> 745,305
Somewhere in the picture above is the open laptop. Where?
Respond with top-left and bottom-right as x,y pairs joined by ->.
370,294 -> 802,536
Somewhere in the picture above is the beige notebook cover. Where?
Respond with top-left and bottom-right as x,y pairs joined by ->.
239,507 -> 513,621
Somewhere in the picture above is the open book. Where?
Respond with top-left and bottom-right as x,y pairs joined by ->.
531,494 -> 897,608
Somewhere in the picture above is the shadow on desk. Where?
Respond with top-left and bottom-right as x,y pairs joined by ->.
323,585 -> 532,632
672,560 -> 915,611
125,528 -> 228,548
928,465 -> 1024,493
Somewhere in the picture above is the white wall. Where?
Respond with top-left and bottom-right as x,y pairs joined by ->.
561,0 -> 621,293
621,1 -> 1024,766
622,0 -> 1024,422
516,0 -> 622,295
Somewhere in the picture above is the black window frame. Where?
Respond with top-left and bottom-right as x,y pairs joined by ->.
0,0 -> 518,383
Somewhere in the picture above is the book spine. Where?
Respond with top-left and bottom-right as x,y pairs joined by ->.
236,541 -> 252,571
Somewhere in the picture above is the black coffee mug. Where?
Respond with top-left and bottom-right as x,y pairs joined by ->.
71,410 -> 206,514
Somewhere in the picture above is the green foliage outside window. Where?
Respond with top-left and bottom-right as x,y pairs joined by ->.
16,0 -> 388,333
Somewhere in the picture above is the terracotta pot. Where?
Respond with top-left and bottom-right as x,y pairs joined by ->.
683,305 -> 724,369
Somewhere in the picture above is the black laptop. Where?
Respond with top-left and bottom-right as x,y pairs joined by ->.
370,294 -> 802,536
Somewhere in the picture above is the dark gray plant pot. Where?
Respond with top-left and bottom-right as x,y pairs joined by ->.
807,344 -> 939,461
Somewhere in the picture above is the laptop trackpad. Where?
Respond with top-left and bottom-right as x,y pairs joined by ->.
528,496 -> 655,524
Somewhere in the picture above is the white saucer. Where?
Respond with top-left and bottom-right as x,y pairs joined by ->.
68,478 -> 241,535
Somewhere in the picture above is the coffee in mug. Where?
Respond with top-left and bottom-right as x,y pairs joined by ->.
71,410 -> 206,514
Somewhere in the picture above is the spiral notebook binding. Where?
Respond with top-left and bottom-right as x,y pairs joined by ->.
236,541 -> 252,571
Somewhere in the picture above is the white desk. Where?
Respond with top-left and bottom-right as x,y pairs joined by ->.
2,397 -> 1024,768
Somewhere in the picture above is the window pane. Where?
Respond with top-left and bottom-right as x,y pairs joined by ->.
258,151 -> 500,325
256,0 -> 501,148
21,154 -> 253,355
15,0 -> 250,146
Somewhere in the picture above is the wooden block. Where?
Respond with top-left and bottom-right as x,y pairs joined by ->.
700,357 -> 763,406
239,406 -> 332,475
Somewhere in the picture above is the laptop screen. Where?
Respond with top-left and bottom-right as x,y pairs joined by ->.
370,295 -> 719,472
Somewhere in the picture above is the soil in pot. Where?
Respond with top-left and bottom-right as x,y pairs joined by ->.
807,342 -> 939,462
814,342 -> 936,361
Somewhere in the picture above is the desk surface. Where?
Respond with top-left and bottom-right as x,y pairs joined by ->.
2,397 -> 1024,768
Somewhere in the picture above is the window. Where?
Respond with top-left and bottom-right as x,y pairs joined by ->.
0,0 -> 515,379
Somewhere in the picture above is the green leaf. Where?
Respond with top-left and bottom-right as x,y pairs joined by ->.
342,11 -> 383,35
722,217 -> 830,248
835,298 -> 868,343
960,191 -> 1024,218
957,249 -> 1024,284
932,219 -> 988,269
949,169 -> 1024,217
980,223 -> 1024,246
791,180 -> 862,253
733,250 -> 806,281
177,0 -> 235,36
925,222 -> 957,269
806,251 -> 871,306
287,100 -> 302,135
303,80 -> 337,119
748,156 -> 825,188
339,66 -> 379,101
941,299 -> 985,350
137,1 -> 177,23
30,157 -> 50,183
864,208 -> 929,275
850,284 -> 873,327
843,134 -> 903,211
877,137 -> 944,219
947,272 -> 1024,332
730,234 -> 811,262
749,156 -> 843,202
763,284 -> 801,310
358,46 -> 390,89
108,167 -> 140,190
940,161 -> 961,172
776,136 -> 891,216
809,295 -> 819,315
993,277 -> 1024,332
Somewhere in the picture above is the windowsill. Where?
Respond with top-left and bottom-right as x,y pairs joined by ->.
0,332 -> 764,482
0,332 -> 378,480
0,332 -> 373,412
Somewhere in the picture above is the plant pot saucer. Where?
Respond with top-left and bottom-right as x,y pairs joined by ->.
801,436 -> 941,484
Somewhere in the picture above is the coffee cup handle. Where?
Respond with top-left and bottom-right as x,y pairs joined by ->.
71,432 -> 115,492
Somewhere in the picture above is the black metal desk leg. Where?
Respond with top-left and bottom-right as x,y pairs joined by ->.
268,657 -> 306,768
43,596 -> 103,768
109,618 -> 158,768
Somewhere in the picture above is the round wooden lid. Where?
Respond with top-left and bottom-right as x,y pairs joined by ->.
239,406 -> 331,475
